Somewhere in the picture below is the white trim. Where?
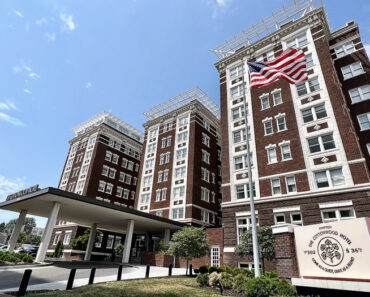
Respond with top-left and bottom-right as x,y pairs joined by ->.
348,158 -> 366,164
319,200 -> 353,209
235,210 -> 258,217
223,247 -> 235,253
273,206 -> 300,213
262,117 -> 272,123
292,278 -> 370,293
259,169 -> 307,180
271,224 -> 296,234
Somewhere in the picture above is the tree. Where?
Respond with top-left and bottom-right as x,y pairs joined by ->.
234,226 -> 275,272
0,222 -> 5,233
5,217 -> 36,235
17,232 -> 41,245
167,227 -> 210,275
72,229 -> 102,250
53,240 -> 64,258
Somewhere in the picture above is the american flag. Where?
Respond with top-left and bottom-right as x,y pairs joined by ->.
247,48 -> 307,89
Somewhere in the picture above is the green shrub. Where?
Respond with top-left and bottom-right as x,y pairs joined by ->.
263,270 -> 278,279
218,266 -> 226,273
219,272 -> 233,289
194,268 -> 200,274
114,244 -> 124,257
21,254 -> 33,263
274,278 -> 297,297
231,267 -> 242,276
198,265 -> 209,274
245,276 -> 273,297
224,266 -> 233,274
46,252 -> 54,258
232,273 -> 248,292
208,266 -> 219,274
196,273 -> 209,287
53,241 -> 64,258
208,271 -> 220,287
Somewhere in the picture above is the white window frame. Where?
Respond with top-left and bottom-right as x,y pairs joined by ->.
341,62 -> 364,80
274,214 -> 285,224
335,41 -> 355,58
349,85 -> 370,104
261,96 -> 270,110
307,133 -> 336,154
357,113 -> 370,131
280,143 -> 292,161
63,231 -> 72,245
266,146 -> 277,164
272,91 -> 282,106
230,65 -> 244,80
301,104 -> 327,123
321,207 -> 356,223
211,246 -> 220,267
285,176 -> 297,193
290,212 -> 303,225
314,168 -> 345,189
276,115 -> 287,132
106,235 -> 115,249
271,178 -> 281,195
263,120 -> 273,135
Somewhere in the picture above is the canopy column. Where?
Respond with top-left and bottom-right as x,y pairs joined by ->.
7,209 -> 27,252
122,219 -> 135,263
84,223 -> 97,261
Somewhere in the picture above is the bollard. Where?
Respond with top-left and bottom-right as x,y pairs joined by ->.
17,269 -> 32,297
145,264 -> 150,278
89,267 -> 96,285
168,264 -> 173,276
66,268 -> 76,290
189,264 -> 193,277
117,265 -> 123,281
215,279 -> 224,296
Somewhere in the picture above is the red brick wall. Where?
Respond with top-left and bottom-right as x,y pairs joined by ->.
274,232 -> 299,278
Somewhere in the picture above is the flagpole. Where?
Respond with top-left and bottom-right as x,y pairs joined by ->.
242,58 -> 260,277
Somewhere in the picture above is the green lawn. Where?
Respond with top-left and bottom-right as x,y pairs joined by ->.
28,278 -> 226,297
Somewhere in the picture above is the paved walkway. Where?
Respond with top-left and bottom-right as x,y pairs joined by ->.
0,263 -> 186,293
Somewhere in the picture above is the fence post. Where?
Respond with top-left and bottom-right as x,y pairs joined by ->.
189,264 -> 193,277
145,264 -> 150,278
89,267 -> 96,285
66,268 -> 76,290
168,264 -> 173,276
17,269 -> 32,297
117,265 -> 123,281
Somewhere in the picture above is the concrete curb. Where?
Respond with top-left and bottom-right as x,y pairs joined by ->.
0,262 -> 52,271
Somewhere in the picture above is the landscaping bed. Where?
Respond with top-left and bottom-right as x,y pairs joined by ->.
0,251 -> 33,266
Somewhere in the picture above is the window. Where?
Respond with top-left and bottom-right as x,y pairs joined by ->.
106,235 -> 115,249
155,190 -> 161,202
272,91 -> 282,105
105,183 -> 113,194
112,154 -> 119,164
306,53 -> 313,68
264,120 -> 273,135
165,152 -> 170,164
143,175 -> 152,186
159,154 -> 165,165
308,133 -> 335,153
235,183 -> 256,199
131,191 -> 135,200
322,208 -> 355,222
95,235 -> 103,248
163,170 -> 169,181
116,186 -> 123,197
201,168 -> 210,182
122,158 -> 128,168
108,168 -> 116,179
231,84 -> 245,99
175,167 -> 186,178
315,168 -> 345,188
234,154 -> 253,170
176,148 -> 187,160
161,138 -> 166,148
145,159 -> 154,169
67,181 -> 76,192
125,175 -> 131,184
147,143 -> 156,153
274,214 -> 285,224
237,216 -> 259,243
135,164 -> 139,172
335,41 -> 355,58
296,77 -> 320,96
161,188 -> 167,200
98,180 -> 106,192
174,186 -> 185,199
202,133 -> 210,147
127,161 -> 134,170
178,116 -> 188,127
149,129 -> 157,138
301,104 -> 327,123
211,191 -> 216,203
261,96 -> 270,110
287,34 -> 308,49
291,213 -> 303,225
271,179 -> 281,195
167,136 -> 172,147
230,65 -> 244,79
280,144 -> 292,160
266,50 -> 275,61
123,189 -> 130,199
201,188 -> 210,202
232,106 -> 246,120
177,131 -> 188,142
133,177 -> 137,186
140,193 -> 150,204
349,85 -> 370,104
71,167 -> 79,177
119,172 -> 125,182
202,150 -> 210,164
105,151 -> 112,162
211,246 -> 220,267
286,176 -> 297,193
156,211 -> 163,217
201,210 -> 210,223
163,122 -> 173,132
267,147 -> 277,164
63,231 -> 72,245
357,113 -> 370,130
172,208 -> 184,220
81,165 -> 89,174
341,62 -> 364,80
53,233 -> 61,245
204,121 -> 210,131
276,116 -> 286,131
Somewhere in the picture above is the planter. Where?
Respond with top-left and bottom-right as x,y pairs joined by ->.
141,253 -> 173,267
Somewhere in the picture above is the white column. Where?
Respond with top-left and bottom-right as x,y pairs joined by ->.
84,223 -> 97,261
7,210 -> 27,252
164,228 -> 171,247
122,219 -> 135,263
35,202 -> 61,263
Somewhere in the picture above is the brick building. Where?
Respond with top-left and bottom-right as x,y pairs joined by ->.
48,111 -> 144,259
211,0 -> 370,268
135,87 -> 222,227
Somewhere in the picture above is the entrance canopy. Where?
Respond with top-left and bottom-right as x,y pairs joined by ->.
0,187 -> 185,233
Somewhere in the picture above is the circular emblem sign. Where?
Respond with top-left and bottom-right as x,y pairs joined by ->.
317,237 -> 344,267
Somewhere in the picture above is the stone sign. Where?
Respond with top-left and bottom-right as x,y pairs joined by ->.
6,185 -> 39,201
294,218 -> 370,280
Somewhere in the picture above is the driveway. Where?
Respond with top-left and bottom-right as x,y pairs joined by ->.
0,261 -> 186,293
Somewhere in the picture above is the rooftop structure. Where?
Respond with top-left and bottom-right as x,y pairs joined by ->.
211,0 -> 324,60
71,111 -> 144,143
142,86 -> 220,120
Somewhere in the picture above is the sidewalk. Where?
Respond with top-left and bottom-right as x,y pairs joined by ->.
0,265 -> 187,293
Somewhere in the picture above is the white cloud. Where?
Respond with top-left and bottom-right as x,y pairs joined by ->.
24,89 -> 32,94
12,66 -> 22,73
365,44 -> 370,57
29,72 -> 40,79
85,82 -> 92,88
35,18 -> 47,27
45,32 -> 56,41
0,100 -> 19,112
204,0 -> 232,18
60,13 -> 75,31
14,10 -> 23,18
0,175 -> 25,200
24,65 -> 32,72
0,112 -> 24,126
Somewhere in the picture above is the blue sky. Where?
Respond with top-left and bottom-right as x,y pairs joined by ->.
1,0 -> 370,227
